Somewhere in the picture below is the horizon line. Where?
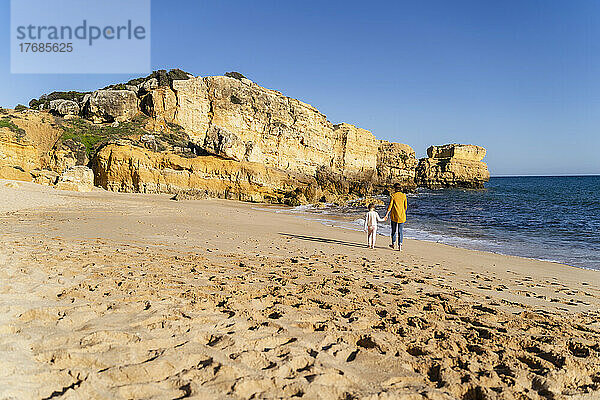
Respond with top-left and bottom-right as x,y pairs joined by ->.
491,174 -> 600,178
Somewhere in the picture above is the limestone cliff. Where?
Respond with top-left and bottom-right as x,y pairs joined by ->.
0,130 -> 38,181
0,111 -> 62,181
26,69 -> 422,197
416,144 -> 490,189
10,69 -> 491,201
0,110 -> 94,190
143,75 -> 395,181
377,141 -> 418,190
93,142 -> 316,203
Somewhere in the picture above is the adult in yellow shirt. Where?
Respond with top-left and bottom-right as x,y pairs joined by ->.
384,183 -> 407,251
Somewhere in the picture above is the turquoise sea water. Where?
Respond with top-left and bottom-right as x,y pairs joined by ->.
291,176 -> 600,270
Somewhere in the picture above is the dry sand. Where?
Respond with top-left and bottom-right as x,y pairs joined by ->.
0,179 -> 598,399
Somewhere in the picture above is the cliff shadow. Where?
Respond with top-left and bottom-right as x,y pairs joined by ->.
279,233 -> 368,249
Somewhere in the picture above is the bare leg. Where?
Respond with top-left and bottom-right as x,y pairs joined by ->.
371,227 -> 377,248
368,226 -> 376,248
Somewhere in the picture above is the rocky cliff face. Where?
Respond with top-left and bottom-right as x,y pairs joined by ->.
0,110 -> 95,190
0,130 -> 39,181
11,69 -> 490,201
416,144 -> 490,189
377,141 -> 418,190
84,90 -> 139,123
38,70 -> 421,197
25,70 -> 420,196
143,75 -> 395,181
93,142 -> 316,203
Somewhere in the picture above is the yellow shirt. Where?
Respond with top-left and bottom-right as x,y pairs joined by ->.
387,191 -> 407,223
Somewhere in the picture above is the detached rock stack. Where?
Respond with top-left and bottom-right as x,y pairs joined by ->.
55,165 -> 94,192
377,141 -> 418,191
416,144 -> 489,189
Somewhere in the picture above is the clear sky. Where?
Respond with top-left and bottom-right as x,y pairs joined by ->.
1,0 -> 599,175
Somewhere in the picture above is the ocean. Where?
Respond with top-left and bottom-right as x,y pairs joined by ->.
283,176 -> 600,270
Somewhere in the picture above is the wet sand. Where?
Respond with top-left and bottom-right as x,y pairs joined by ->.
0,179 -> 599,399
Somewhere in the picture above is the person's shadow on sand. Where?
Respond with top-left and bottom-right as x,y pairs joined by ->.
279,233 -> 369,249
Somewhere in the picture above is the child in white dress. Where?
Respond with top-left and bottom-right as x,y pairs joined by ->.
364,203 -> 386,249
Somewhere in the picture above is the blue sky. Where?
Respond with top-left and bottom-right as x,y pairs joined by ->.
1,0 -> 599,175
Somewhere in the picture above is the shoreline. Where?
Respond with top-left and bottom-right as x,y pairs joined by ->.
2,178 -> 598,274
1,180 -> 599,398
2,178 -> 598,277
267,202 -> 600,273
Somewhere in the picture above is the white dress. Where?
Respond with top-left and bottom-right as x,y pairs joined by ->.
364,210 -> 385,230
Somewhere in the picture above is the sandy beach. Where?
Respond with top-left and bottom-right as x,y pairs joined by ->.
0,179 -> 599,399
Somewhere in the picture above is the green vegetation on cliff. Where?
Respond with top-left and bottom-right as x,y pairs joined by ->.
59,115 -> 190,159
29,91 -> 89,110
60,115 -> 149,157
0,117 -> 26,142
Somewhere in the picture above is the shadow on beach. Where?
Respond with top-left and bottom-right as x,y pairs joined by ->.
279,233 -> 368,249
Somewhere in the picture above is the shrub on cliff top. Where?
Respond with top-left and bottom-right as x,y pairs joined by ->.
30,69 -> 193,109
155,69 -> 192,87
167,69 -> 192,81
106,69 -> 193,90
225,71 -> 247,80
29,91 -> 89,110
107,84 -> 129,90
14,104 -> 27,112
